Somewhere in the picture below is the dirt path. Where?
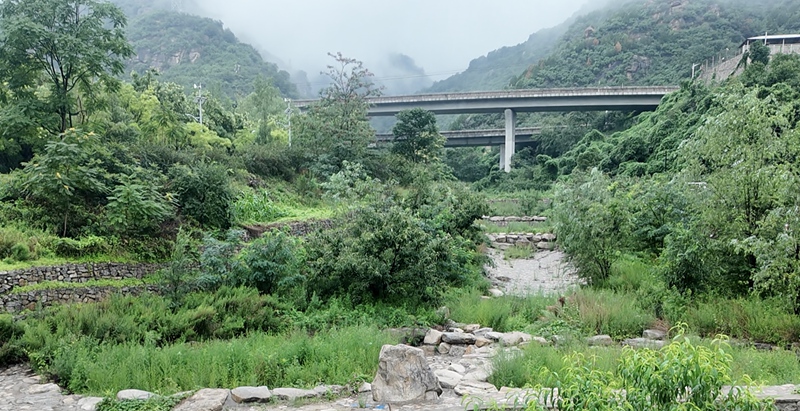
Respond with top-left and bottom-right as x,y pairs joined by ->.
485,248 -> 581,296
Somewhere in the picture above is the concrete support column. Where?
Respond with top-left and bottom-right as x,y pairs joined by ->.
503,109 -> 516,172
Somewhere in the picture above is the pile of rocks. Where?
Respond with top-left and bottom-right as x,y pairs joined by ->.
482,216 -> 547,223
586,329 -> 668,349
488,232 -> 557,250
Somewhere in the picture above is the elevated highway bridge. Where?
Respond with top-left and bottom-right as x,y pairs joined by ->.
294,86 -> 678,171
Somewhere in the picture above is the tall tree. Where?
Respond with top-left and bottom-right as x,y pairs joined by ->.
391,108 -> 445,164
294,53 -> 381,176
0,0 -> 133,135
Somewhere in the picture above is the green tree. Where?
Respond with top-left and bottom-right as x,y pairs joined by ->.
391,108 -> 445,164
105,173 -> 175,236
0,0 -> 133,134
552,169 -> 630,285
294,53 -> 381,176
18,129 -> 109,236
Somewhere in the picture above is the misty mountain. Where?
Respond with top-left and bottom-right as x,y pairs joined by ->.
431,0 -> 800,92
123,11 -> 298,99
510,0 -> 800,88
427,23 -> 569,93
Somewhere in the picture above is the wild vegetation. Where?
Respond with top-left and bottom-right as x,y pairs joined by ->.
1,0 -> 800,409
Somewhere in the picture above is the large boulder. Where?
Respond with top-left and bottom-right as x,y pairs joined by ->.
173,388 -> 229,411
442,332 -> 477,345
372,344 -> 443,403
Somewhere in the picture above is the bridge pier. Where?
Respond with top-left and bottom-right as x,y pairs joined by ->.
501,109 -> 516,172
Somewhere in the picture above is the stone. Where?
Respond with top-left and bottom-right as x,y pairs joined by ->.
173,388 -> 229,411
436,306 -> 451,319
485,332 -> 503,341
536,241 -> 555,250
422,345 -> 436,357
488,288 -> 505,297
449,345 -> 467,357
453,380 -> 498,396
442,332 -> 477,345
26,383 -> 60,395
463,324 -> 481,333
230,386 -> 271,403
434,369 -> 463,389
464,369 -> 489,382
473,327 -> 494,338
587,335 -> 614,346
423,329 -> 443,345
437,342 -> 451,354
622,338 -> 666,349
541,233 -> 557,242
501,331 -> 533,346
314,385 -> 344,396
78,396 -> 104,411
475,337 -> 492,348
448,363 -> 466,374
116,389 -> 155,400
532,336 -> 549,345
271,388 -> 318,400
371,344 -> 442,403
358,382 -> 372,393
643,329 -> 667,340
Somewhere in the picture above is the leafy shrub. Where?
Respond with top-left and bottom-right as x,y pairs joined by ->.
306,201 -> 480,307
168,162 -> 233,229
0,315 -> 24,366
528,329 -> 771,411
234,231 -> 303,295
52,235 -> 113,258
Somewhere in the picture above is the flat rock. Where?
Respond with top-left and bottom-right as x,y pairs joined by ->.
472,327 -> 494,338
434,369 -> 463,389
449,345 -> 467,357
587,335 -> 614,346
464,369 -> 489,382
78,396 -> 104,411
230,386 -> 271,403
475,337 -> 492,348
541,233 -> 557,242
488,288 -> 505,297
501,332 -> 532,346
116,389 -> 155,400
622,338 -> 666,349
532,336 -> 549,345
173,388 -> 229,411
358,382 -> 372,393
442,332 -> 477,345
643,329 -> 667,340
448,363 -> 466,374
463,324 -> 481,333
454,380 -> 498,396
26,383 -> 61,395
485,332 -> 503,342
271,387 -> 318,400
536,241 -> 555,250
423,329 -> 443,345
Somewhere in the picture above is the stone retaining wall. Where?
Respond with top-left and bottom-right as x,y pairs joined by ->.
242,219 -> 334,239
2,284 -> 159,313
0,262 -> 163,295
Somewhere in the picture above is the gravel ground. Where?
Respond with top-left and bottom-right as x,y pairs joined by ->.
485,248 -> 582,296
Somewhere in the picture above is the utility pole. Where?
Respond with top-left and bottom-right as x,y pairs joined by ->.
692,63 -> 701,80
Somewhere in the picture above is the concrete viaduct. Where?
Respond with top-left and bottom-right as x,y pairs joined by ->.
294,86 -> 678,171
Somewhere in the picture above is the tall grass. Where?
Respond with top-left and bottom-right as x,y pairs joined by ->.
682,297 -> 800,345
49,326 -> 396,395
489,338 -> 800,389
444,289 -> 552,332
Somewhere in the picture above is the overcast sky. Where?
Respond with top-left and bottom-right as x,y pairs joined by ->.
195,0 -> 588,85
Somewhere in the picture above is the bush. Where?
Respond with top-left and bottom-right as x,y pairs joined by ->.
0,315 -> 24,366
306,201 -> 481,307
51,235 -> 114,258
168,162 -> 233,229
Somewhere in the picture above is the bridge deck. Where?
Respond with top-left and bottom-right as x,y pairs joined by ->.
294,86 -> 679,116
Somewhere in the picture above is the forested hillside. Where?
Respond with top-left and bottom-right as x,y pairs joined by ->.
125,12 -> 298,99
511,0 -> 800,88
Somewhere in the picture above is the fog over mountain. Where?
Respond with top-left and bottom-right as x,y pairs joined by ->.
192,0 -> 588,94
